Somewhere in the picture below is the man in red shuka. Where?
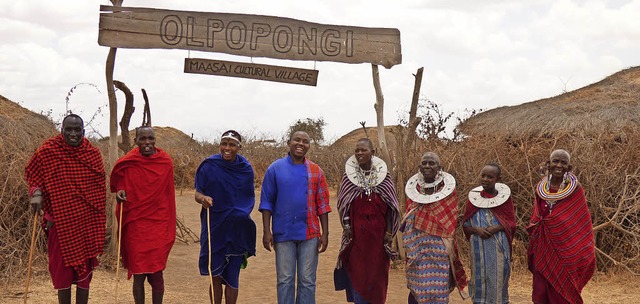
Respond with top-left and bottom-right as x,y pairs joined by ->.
26,114 -> 106,304
110,126 -> 177,304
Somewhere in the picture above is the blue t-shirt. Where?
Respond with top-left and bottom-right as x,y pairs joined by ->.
259,155 -> 310,242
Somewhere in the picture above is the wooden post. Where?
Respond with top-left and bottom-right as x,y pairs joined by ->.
105,0 -> 123,256
371,64 -> 391,165
393,67 -> 425,259
406,67 -> 424,149
395,67 -> 424,212
113,80 -> 134,152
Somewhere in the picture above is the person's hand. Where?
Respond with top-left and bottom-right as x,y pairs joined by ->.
30,191 -> 42,215
384,231 -> 393,246
199,196 -> 213,208
343,226 -> 352,241
476,227 -> 492,239
262,230 -> 273,252
318,233 -> 329,253
116,190 -> 127,203
45,220 -> 53,231
486,225 -> 503,236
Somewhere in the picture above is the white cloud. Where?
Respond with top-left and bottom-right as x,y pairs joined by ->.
1,0 -> 640,142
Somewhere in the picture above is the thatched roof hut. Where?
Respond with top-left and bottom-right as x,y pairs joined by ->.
0,95 -> 57,282
457,66 -> 640,138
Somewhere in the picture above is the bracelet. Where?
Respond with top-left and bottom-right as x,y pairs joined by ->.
29,187 -> 41,197
343,216 -> 350,221
343,224 -> 351,229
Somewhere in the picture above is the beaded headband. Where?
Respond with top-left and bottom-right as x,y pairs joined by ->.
220,131 -> 241,143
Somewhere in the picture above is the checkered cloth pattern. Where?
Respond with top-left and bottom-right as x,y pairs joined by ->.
304,159 -> 331,239
25,134 -> 106,276
406,190 -> 459,237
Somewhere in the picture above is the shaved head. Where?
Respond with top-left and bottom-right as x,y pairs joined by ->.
550,149 -> 571,163
421,152 -> 441,165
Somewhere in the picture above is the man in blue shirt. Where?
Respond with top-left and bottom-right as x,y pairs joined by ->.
259,130 -> 331,304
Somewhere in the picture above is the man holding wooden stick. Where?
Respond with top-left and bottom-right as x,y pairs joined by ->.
25,114 -> 106,304
110,126 -> 176,304
194,130 -> 256,304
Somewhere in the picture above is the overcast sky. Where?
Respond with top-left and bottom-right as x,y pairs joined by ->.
1,0 -> 639,143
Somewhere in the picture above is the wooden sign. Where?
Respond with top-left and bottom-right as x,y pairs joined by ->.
98,6 -> 402,68
184,58 -> 319,86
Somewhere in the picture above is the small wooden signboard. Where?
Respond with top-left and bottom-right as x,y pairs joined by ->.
98,5 -> 402,68
184,58 -> 319,86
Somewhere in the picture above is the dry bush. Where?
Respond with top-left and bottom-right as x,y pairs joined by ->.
0,97 -> 57,283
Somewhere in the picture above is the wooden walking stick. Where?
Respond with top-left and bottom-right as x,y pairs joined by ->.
24,212 -> 39,304
114,203 -> 124,303
207,208 -> 215,303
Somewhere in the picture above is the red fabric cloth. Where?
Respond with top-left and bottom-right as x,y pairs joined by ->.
47,223 -> 97,290
406,192 -> 468,292
463,191 -> 517,254
407,190 -> 459,237
532,267 -> 570,304
527,184 -> 595,304
341,193 -> 389,304
304,159 -> 332,240
25,135 -> 106,276
110,147 -> 176,279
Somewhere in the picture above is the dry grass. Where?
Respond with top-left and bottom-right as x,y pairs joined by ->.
0,95 -> 57,283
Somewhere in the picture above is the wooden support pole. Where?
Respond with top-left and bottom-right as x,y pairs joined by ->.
105,0 -> 123,257
371,64 -> 391,166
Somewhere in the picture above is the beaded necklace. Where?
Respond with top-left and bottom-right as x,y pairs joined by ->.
418,174 -> 443,194
355,167 -> 378,196
405,171 -> 456,204
468,183 -> 511,208
536,172 -> 578,214
345,155 -> 387,198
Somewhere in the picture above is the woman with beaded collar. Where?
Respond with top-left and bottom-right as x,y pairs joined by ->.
402,152 -> 467,304
527,149 -> 595,304
462,163 -> 516,304
334,138 -> 400,304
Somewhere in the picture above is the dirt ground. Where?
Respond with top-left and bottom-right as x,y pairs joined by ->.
3,190 -> 640,303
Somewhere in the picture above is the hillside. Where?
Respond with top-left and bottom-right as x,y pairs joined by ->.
0,94 -> 57,140
330,125 -> 402,153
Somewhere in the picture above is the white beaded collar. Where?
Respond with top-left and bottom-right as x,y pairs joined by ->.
345,155 -> 387,188
468,183 -> 510,208
405,171 -> 456,204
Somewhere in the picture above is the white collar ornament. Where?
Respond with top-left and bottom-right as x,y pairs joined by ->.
405,171 -> 456,204
345,155 -> 387,193
468,183 -> 510,208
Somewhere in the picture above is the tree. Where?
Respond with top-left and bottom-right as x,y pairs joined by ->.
287,117 -> 326,144
399,98 -> 453,140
